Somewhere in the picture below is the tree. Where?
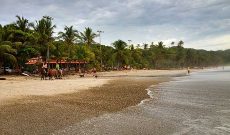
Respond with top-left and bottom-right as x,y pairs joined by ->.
31,16 -> 56,64
75,46 -> 95,62
13,15 -> 37,43
74,45 -> 95,70
0,24 -> 3,42
157,41 -> 164,49
112,40 -> 128,68
143,43 -> 148,50
171,41 -> 175,46
100,45 -> 114,69
0,45 -> 17,74
14,15 -> 29,32
58,26 -> 78,58
79,27 -> 97,47
58,26 -> 79,70
1,24 -> 16,42
178,40 -> 184,47
130,47 -> 143,69
176,40 -> 185,68
52,41 -> 67,60
154,41 -> 166,68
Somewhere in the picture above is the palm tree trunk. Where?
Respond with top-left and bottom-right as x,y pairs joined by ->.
47,43 -> 50,70
67,44 -> 71,71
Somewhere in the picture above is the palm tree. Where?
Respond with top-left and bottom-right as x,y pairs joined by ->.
2,16 -> 32,44
0,24 -> 4,43
171,41 -> 175,46
58,26 -> 78,58
58,26 -> 78,70
0,24 -> 16,42
154,41 -> 166,69
176,40 -> 185,68
157,41 -> 164,49
112,40 -> 128,68
80,27 -> 97,47
178,40 -> 184,48
14,15 -> 29,32
31,16 -> 56,65
0,45 -> 17,74
0,24 -> 3,42
143,43 -> 148,50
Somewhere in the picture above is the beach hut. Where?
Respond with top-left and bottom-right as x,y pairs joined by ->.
25,57 -> 87,72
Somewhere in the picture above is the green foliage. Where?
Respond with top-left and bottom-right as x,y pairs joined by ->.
74,45 -> 95,62
58,26 -> 78,59
0,24 -> 3,42
112,40 -> 129,68
31,16 -> 56,59
0,45 -> 17,67
79,27 -> 97,46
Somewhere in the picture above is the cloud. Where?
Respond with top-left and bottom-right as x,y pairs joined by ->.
0,0 -> 230,50
187,34 -> 230,50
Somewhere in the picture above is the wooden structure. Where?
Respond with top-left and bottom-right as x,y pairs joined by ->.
25,57 -> 87,70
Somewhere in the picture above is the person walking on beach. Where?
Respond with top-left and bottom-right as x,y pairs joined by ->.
93,68 -> 97,78
187,67 -> 190,74
55,61 -> 60,71
41,61 -> 48,79
42,61 -> 48,73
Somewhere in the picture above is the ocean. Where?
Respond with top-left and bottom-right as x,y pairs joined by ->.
54,67 -> 230,135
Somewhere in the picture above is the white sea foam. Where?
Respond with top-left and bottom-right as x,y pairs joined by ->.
218,109 -> 230,113
137,88 -> 153,105
215,126 -> 230,133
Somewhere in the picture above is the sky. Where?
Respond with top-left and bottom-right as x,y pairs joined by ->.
0,0 -> 230,50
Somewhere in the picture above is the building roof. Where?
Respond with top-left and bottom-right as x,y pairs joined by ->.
25,57 -> 86,65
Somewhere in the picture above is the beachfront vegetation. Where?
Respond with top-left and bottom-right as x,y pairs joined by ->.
0,15 -> 229,73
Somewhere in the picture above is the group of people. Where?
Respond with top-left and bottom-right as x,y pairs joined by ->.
41,61 -> 63,79
42,61 -> 62,72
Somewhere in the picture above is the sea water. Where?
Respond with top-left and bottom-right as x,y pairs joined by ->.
54,67 -> 230,135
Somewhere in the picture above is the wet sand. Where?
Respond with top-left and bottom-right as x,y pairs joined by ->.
0,77 -> 168,135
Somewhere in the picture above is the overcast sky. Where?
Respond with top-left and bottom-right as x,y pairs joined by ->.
1,0 -> 230,50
